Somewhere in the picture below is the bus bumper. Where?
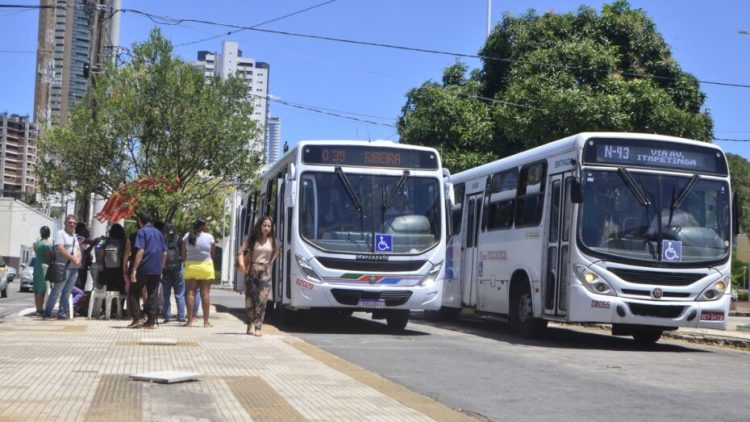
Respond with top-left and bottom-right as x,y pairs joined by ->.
567,285 -> 729,330
290,277 -> 443,311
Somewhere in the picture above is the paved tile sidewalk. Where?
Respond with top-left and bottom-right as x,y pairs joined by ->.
0,308 -> 472,421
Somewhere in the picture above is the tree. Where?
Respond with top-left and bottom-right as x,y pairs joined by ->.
397,1 -> 713,172
727,153 -> 750,233
398,62 -> 495,173
36,29 -> 263,222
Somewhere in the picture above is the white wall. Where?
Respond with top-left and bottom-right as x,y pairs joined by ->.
0,198 -> 58,267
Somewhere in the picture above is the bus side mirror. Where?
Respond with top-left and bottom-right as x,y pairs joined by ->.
571,177 -> 583,204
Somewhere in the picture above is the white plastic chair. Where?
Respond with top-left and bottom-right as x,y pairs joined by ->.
87,286 -> 122,320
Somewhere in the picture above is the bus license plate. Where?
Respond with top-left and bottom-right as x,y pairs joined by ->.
700,311 -> 724,321
358,298 -> 385,309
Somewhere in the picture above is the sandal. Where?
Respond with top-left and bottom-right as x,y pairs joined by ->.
254,326 -> 262,337
247,325 -> 255,335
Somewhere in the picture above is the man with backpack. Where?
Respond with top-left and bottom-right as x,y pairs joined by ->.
161,223 -> 186,323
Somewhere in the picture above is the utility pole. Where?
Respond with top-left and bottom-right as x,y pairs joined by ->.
486,0 -> 492,39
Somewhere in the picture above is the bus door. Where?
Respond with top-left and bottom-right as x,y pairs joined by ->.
461,193 -> 482,307
543,172 -> 572,316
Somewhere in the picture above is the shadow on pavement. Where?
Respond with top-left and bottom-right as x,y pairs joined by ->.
213,303 -> 429,336
410,312 -> 709,353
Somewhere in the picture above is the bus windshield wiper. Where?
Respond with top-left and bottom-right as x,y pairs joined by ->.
383,170 -> 410,210
618,168 -> 651,207
667,174 -> 700,227
335,166 -> 363,214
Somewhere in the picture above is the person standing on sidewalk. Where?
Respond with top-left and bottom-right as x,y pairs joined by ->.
44,215 -> 81,319
237,216 -> 278,336
183,218 -> 216,328
32,226 -> 53,315
161,223 -> 186,323
127,212 -> 167,329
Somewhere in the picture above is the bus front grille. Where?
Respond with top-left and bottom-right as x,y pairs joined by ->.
331,289 -> 413,306
608,268 -> 705,286
317,258 -> 426,272
627,303 -> 686,318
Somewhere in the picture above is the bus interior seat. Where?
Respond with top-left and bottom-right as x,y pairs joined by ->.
387,215 -> 431,234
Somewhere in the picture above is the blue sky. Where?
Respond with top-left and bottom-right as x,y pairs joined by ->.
2,0 -> 749,159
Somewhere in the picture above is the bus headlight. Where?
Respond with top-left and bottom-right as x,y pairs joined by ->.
295,255 -> 322,284
574,265 -> 614,296
419,260 -> 443,287
698,277 -> 730,301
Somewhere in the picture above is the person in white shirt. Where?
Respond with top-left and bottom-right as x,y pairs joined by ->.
44,214 -> 81,319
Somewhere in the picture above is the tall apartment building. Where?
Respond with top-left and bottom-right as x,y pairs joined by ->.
34,0 -> 113,125
0,114 -> 37,199
266,116 -> 281,162
196,41 -> 274,162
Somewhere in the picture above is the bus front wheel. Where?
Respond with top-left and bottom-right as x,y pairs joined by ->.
632,328 -> 663,346
509,282 -> 547,338
386,310 -> 410,331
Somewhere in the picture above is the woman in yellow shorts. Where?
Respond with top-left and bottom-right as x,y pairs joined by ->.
182,218 -> 216,327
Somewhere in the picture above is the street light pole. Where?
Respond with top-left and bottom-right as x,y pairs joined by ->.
486,0 -> 492,39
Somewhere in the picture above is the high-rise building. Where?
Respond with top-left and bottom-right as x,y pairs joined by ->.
34,0 -> 113,125
0,114 -> 38,199
266,116 -> 281,163
196,41 -> 272,161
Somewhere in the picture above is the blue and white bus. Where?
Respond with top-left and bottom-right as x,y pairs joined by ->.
234,140 -> 450,330
444,132 -> 734,344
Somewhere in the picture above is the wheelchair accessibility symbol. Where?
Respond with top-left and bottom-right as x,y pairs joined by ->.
662,240 -> 682,262
375,234 -> 393,252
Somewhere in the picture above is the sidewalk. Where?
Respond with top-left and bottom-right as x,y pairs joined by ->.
0,306 -> 473,422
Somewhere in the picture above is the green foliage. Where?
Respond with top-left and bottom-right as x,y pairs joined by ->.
37,29 -> 263,222
397,1 -> 713,169
727,154 -> 750,233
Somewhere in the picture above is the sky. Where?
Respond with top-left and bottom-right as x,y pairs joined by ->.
1,0 -> 750,160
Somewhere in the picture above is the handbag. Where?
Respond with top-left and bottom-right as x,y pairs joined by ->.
45,237 -> 77,283
44,261 -> 69,283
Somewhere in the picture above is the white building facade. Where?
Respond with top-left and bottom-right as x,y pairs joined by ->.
266,116 -> 281,163
196,41 -> 273,162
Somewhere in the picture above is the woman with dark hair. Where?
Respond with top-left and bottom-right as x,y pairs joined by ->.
97,223 -> 127,295
237,216 -> 278,336
182,218 -> 216,327
32,226 -> 53,315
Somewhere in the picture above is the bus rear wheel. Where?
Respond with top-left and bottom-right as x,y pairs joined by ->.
386,310 -> 410,331
509,282 -> 547,338
632,328 -> 663,346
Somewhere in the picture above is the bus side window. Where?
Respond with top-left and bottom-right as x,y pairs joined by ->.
486,168 -> 518,230
515,162 -> 547,227
452,183 -> 465,235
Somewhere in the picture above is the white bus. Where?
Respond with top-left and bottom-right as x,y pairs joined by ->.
444,132 -> 734,344
236,140 -> 450,330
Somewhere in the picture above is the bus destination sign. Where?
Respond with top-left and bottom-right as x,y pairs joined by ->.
303,145 -> 438,169
583,138 -> 727,175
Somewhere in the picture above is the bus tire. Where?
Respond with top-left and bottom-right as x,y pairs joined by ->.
632,328 -> 662,346
510,281 -> 547,338
386,310 -> 410,331
274,303 -> 299,327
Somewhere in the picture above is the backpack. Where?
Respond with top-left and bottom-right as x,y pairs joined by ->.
164,237 -> 181,274
103,241 -> 122,269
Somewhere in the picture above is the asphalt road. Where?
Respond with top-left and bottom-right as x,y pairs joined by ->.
0,279 -> 35,320
210,289 -> 750,422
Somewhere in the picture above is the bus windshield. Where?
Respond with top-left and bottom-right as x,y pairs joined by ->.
299,171 -> 441,254
578,169 -> 730,264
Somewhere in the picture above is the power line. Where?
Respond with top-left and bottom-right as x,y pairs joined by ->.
121,7 -> 750,90
176,0 -> 337,48
252,94 -> 395,128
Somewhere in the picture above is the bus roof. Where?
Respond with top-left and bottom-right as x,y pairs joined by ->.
451,132 -> 725,184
